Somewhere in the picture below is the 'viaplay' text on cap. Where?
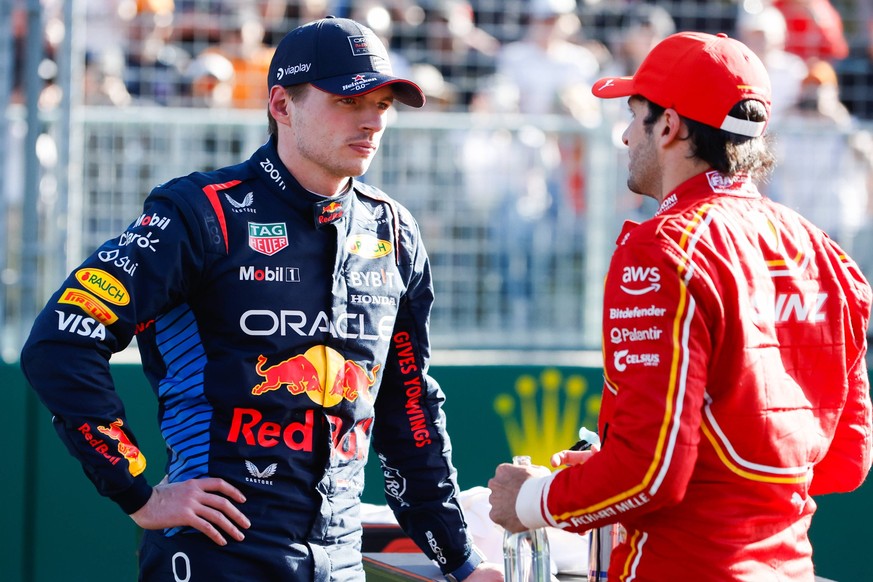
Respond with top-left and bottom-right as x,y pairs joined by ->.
269,17 -> 425,108
591,32 -> 771,137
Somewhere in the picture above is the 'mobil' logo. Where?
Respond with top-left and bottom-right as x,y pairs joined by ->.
493,369 -> 600,466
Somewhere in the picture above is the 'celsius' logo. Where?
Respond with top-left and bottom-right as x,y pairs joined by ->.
613,349 -> 660,371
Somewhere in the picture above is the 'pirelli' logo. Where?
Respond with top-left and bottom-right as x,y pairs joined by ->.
59,288 -> 118,325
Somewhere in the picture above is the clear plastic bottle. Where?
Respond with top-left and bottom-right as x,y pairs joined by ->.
502,455 -> 551,582
588,523 -> 619,581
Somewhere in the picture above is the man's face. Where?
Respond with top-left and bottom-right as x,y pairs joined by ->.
622,97 -> 660,198
287,85 -> 394,185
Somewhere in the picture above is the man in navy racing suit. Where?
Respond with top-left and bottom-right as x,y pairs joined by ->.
20,17 -> 501,582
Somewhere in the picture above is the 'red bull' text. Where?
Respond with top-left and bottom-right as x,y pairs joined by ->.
227,408 -> 314,451
78,422 -> 123,466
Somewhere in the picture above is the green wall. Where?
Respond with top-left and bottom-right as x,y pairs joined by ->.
2,363 -> 870,581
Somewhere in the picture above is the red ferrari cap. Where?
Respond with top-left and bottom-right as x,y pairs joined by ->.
591,32 -> 771,137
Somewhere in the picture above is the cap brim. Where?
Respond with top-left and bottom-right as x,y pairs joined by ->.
313,73 -> 426,108
591,76 -> 635,99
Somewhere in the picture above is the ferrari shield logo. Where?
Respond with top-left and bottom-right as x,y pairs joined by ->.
248,222 -> 289,256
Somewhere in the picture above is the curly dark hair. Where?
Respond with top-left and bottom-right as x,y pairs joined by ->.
642,99 -> 776,181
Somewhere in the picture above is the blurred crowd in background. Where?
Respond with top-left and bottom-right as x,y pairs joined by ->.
12,0 -> 873,228
7,0 -> 873,118
5,0 -> 873,355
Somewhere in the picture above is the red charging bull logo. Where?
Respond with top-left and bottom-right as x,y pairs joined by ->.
316,200 -> 344,225
97,418 -> 147,476
251,345 -> 379,407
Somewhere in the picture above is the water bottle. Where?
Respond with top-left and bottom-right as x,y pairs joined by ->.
502,456 -> 551,582
588,523 -> 621,581
573,427 -> 619,582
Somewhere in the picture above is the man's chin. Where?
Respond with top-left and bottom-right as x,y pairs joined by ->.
350,161 -> 375,178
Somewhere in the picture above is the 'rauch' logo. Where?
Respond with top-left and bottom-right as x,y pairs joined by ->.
493,369 -> 600,466
248,222 -> 289,256
347,234 -> 392,259
75,268 -> 130,306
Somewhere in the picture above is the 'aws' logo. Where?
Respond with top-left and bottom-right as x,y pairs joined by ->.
619,266 -> 661,295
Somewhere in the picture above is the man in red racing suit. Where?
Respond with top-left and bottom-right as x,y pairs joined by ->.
488,32 -> 873,581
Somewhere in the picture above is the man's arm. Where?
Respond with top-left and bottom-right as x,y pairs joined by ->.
491,233 -> 705,534
20,190 -> 249,541
810,260 -> 873,494
371,210 -> 496,578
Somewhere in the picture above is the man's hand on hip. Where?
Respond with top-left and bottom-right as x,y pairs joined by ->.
130,476 -> 250,545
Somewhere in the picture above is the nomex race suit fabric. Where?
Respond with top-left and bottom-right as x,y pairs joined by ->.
516,171 -> 873,581
20,138 -> 473,580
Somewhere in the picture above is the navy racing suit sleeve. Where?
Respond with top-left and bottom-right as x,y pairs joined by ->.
371,208 -> 473,574
20,183 -> 215,514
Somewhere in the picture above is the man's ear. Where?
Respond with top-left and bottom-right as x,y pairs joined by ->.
268,86 -> 290,124
659,107 -> 685,145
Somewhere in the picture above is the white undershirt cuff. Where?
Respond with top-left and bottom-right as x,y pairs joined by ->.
515,473 -> 554,529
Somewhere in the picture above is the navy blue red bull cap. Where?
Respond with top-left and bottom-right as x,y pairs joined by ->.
268,17 -> 425,108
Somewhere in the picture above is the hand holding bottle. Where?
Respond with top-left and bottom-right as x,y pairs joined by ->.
487,456 -> 551,534
502,456 -> 551,582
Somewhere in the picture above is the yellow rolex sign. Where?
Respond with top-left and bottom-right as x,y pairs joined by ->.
493,368 -> 601,466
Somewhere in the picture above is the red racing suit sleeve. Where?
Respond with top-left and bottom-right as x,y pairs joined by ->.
809,242 -> 873,495
527,221 -> 706,533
